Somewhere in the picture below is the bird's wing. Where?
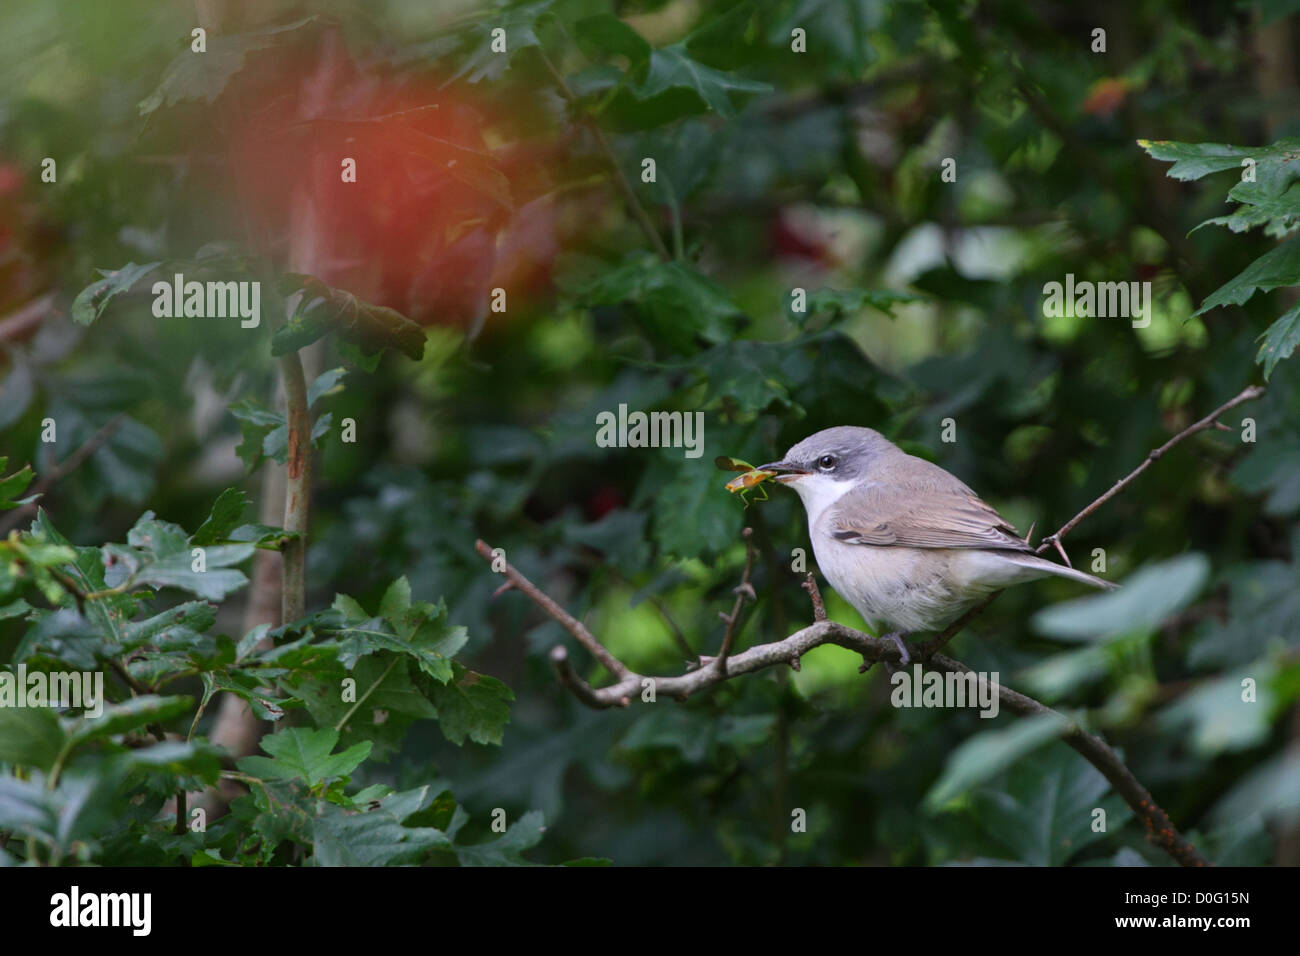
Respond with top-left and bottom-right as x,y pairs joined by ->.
827,481 -> 1031,551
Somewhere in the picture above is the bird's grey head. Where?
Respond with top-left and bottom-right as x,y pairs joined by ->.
760,426 -> 899,520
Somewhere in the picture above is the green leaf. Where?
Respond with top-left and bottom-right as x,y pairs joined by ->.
0,462 -> 35,509
574,257 -> 741,352
119,740 -> 222,784
1157,659 -> 1278,756
226,523 -> 298,550
65,695 -> 193,748
924,712 -> 1071,810
1256,302 -> 1300,380
967,742 -> 1132,865
1032,554 -> 1210,641
313,794 -> 451,866
138,17 -> 320,116
632,44 -> 771,118
770,0 -> 882,76
307,367 -> 347,407
133,543 -> 254,601
1139,137 -> 1300,183
1195,237 -> 1300,315
428,662 -> 513,746
1195,180 -> 1300,238
237,727 -> 371,787
1211,749 -> 1300,827
329,584 -> 467,683
191,488 -> 251,545
454,808 -> 545,866
791,287 -> 920,326
444,1 -> 553,85
0,706 -> 66,772
0,776 -> 59,838
293,655 -> 435,761
123,601 -> 217,652
274,274 -> 425,360
71,262 -> 161,325
574,14 -> 650,64
379,576 -> 412,621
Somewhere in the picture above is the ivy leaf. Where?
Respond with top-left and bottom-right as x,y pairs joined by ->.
770,0 -> 883,76
574,14 -> 650,64
273,274 -> 425,361
236,727 -> 371,787
574,257 -> 742,352
427,662 -> 514,746
443,0 -> 553,86
632,44 -> 771,118
71,262 -> 161,325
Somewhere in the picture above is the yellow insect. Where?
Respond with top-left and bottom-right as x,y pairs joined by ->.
715,456 -> 776,506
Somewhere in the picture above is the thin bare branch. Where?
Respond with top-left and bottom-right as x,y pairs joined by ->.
801,572 -> 826,622
715,527 -> 757,676
921,384 -> 1266,659
476,539 -> 628,678
926,653 -> 1208,867
1036,384 -> 1266,559
480,548 -> 1207,866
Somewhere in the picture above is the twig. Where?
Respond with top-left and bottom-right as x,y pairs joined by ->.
925,653 -> 1207,867
536,47 -> 672,262
714,527 -> 757,676
0,415 -> 126,535
476,539 -> 627,678
801,572 -> 826,622
1036,384 -> 1266,561
921,384 -> 1266,660
477,544 -> 1206,866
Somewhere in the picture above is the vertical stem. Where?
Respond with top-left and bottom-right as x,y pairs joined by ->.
278,349 -> 311,624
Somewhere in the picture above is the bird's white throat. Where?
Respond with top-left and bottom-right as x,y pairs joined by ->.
787,475 -> 860,528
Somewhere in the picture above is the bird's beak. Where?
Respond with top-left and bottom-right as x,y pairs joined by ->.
758,460 -> 808,483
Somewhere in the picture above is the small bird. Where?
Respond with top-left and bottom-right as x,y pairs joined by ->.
760,426 -> 1115,664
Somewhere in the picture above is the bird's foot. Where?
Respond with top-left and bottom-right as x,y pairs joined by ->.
858,632 -> 912,673
883,632 -> 912,668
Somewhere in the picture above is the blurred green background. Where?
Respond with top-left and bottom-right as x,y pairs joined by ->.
2,0 -> 1299,865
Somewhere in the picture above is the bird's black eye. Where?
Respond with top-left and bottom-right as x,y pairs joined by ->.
817,454 -> 837,471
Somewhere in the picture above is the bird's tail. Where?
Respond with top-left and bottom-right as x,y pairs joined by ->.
1001,552 -> 1119,590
